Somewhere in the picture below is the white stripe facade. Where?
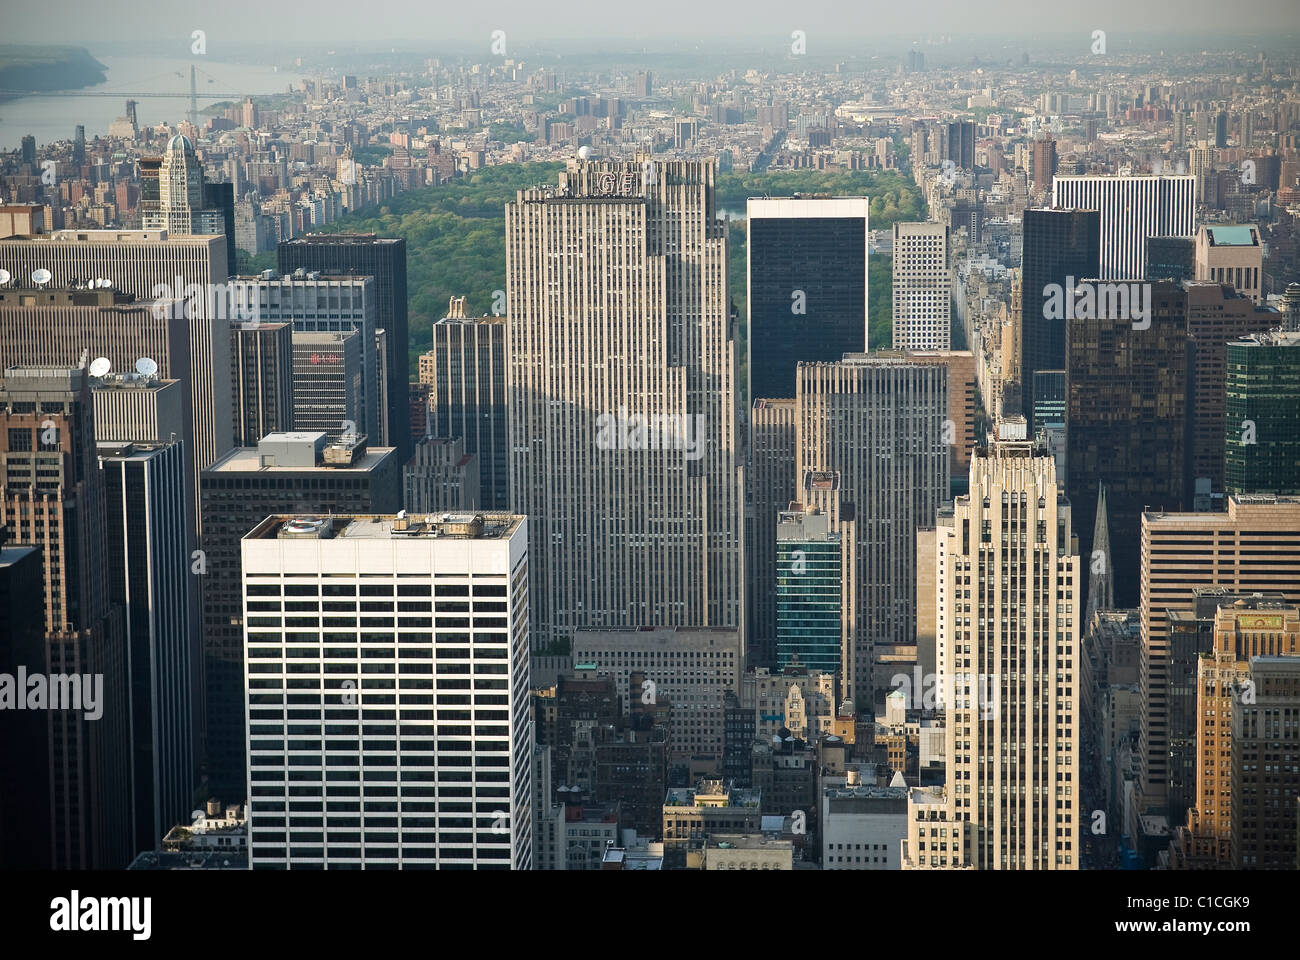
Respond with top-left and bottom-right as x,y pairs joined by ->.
1051,175 -> 1196,281
241,514 -> 532,870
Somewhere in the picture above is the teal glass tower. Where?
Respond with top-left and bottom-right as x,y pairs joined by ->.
775,507 -> 842,673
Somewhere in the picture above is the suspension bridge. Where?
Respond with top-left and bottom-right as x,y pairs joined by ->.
0,64 -> 253,127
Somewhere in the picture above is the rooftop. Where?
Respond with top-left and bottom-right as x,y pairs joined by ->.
245,512 -> 524,542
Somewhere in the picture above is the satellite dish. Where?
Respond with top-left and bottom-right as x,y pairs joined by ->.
578,145 -> 592,160
135,357 -> 158,377
0,269 -> 10,285
89,357 -> 112,378
31,268 -> 52,286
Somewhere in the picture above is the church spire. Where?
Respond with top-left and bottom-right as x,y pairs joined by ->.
1088,481 -> 1114,619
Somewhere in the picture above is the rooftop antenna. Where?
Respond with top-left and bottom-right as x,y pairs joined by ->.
89,357 -> 112,378
31,268 -> 51,287
135,357 -> 158,378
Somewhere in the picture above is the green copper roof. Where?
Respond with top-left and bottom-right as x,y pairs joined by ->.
1206,225 -> 1258,246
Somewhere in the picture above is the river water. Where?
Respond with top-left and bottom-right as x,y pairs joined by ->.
0,55 -> 291,151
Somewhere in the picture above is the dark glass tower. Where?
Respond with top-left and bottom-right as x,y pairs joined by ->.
1020,208 -> 1101,432
1066,280 -> 1188,610
747,198 -> 869,400
199,432 -> 401,799
278,234 -> 411,460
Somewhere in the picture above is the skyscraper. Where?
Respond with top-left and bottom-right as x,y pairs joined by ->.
1194,225 -> 1263,304
418,300 -> 508,509
506,158 -> 742,650
0,540 -> 48,868
774,505 -> 840,674
1168,599 -> 1300,869
891,222 -> 951,350
0,364 -> 131,868
230,321 -> 293,447
1185,283 -> 1277,509
1066,280 -> 1188,610
746,197 -> 870,399
1019,209 -> 1100,433
278,234 -> 410,459
139,136 -> 237,268
1224,331 -> 1300,496
98,438 -> 194,856
200,431 -> 402,798
1051,174 -> 1196,281
903,428 -> 1081,870
241,512 -> 532,869
1138,496 -> 1300,812
235,271 -> 380,445
796,356 -> 948,707
1230,655 -> 1300,869
291,330 -> 363,440
0,230 -> 234,495
746,397 -> 796,668
945,119 -> 976,172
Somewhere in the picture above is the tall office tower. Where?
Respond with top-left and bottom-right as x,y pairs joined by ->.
1031,370 -> 1065,429
1173,111 -> 1187,148
1215,111 -> 1229,149
746,398 -> 796,668
72,125 -> 85,166
1187,143 -> 1213,201
796,357 -> 948,707
1163,589 -> 1283,832
1239,111 -> 1255,149
774,505 -> 840,673
1145,235 -> 1195,283
19,135 -> 35,168
230,321 -> 293,447
1185,285 -> 1279,507
277,234 -> 410,459
1067,280 -> 1187,610
904,428 -> 1081,870
236,271 -> 380,445
891,223 -> 951,350
1019,209 -> 1100,432
0,230 -> 233,490
746,198 -> 870,399
98,439 -> 193,856
1051,175 -> 1196,281
418,300 -> 508,509
409,382 -> 431,441
242,511 -> 532,869
1029,137 -> 1057,197
291,330 -> 363,440
1194,225 -> 1263,304
1138,496 -> 1300,812
1225,331 -> 1300,496
1168,598 -> 1300,869
877,350 -> 977,477
200,431 -> 402,799
0,365 -> 130,868
139,137 -> 237,268
404,435 -> 480,512
1231,655 -> 1300,869
0,538 -> 48,868
945,119 -> 976,172
506,158 -> 742,649
572,627 -> 742,772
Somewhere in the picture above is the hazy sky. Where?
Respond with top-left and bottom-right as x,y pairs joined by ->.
9,0 -> 1300,51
